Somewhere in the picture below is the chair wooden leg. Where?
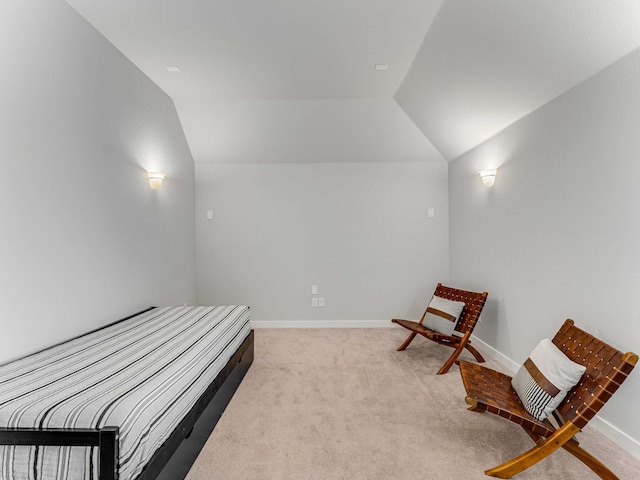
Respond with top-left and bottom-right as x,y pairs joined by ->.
464,396 -> 486,412
561,440 -> 619,480
437,332 -> 472,374
397,332 -> 417,351
437,343 -> 467,374
485,423 -> 580,478
464,343 -> 486,363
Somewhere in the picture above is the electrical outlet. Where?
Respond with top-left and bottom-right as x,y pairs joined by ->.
312,298 -> 318,307
318,298 -> 325,307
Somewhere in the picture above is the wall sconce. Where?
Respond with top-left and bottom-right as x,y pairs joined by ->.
147,172 -> 166,190
479,168 -> 497,187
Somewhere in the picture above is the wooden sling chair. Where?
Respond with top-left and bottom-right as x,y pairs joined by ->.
391,283 -> 488,374
458,319 -> 638,479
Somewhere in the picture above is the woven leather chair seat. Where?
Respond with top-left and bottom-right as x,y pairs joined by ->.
458,361 -> 555,438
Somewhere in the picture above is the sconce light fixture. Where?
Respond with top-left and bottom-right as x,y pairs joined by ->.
147,171 -> 166,190
479,168 -> 497,187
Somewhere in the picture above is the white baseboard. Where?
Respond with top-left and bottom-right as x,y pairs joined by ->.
471,335 -> 640,459
589,416 -> 640,459
251,319 -> 397,329
470,334 -> 519,373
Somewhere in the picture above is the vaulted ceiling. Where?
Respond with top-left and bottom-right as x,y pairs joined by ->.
66,0 -> 640,163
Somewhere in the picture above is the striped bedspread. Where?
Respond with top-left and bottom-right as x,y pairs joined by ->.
0,305 -> 251,480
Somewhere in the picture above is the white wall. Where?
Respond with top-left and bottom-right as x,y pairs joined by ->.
449,48 -> 640,454
0,1 -> 196,364
180,98 -> 444,164
196,162 -> 449,324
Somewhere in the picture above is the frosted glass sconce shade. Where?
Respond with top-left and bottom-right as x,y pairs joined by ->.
479,168 -> 497,187
147,172 -> 166,189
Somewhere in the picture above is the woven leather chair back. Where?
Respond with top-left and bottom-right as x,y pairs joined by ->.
552,319 -> 638,429
433,283 -> 488,336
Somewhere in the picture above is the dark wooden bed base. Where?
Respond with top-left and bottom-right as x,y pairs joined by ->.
0,307 -> 255,480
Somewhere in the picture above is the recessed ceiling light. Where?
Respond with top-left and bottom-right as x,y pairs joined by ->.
165,66 -> 181,72
374,64 -> 389,71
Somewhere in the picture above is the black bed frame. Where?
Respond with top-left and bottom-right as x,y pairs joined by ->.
0,307 -> 255,480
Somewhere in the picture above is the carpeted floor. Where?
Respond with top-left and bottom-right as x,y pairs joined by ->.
186,328 -> 640,479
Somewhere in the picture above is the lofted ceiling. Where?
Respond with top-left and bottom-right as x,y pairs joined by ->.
66,0 -> 640,163
396,0 -> 640,160
65,0 -> 443,101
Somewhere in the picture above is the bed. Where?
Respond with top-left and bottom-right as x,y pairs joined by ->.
0,305 -> 253,480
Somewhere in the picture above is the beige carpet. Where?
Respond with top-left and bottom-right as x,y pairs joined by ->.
186,328 -> 640,479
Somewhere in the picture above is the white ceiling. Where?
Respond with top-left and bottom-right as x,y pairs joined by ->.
66,0 -> 640,163
396,0 -> 640,160
65,0 -> 443,101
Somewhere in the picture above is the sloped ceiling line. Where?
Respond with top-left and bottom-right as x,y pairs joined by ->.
66,0 -> 640,163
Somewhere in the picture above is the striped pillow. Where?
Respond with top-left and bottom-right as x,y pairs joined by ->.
511,338 -> 586,421
422,296 -> 466,336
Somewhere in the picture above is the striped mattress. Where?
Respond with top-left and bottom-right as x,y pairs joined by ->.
0,305 -> 251,480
